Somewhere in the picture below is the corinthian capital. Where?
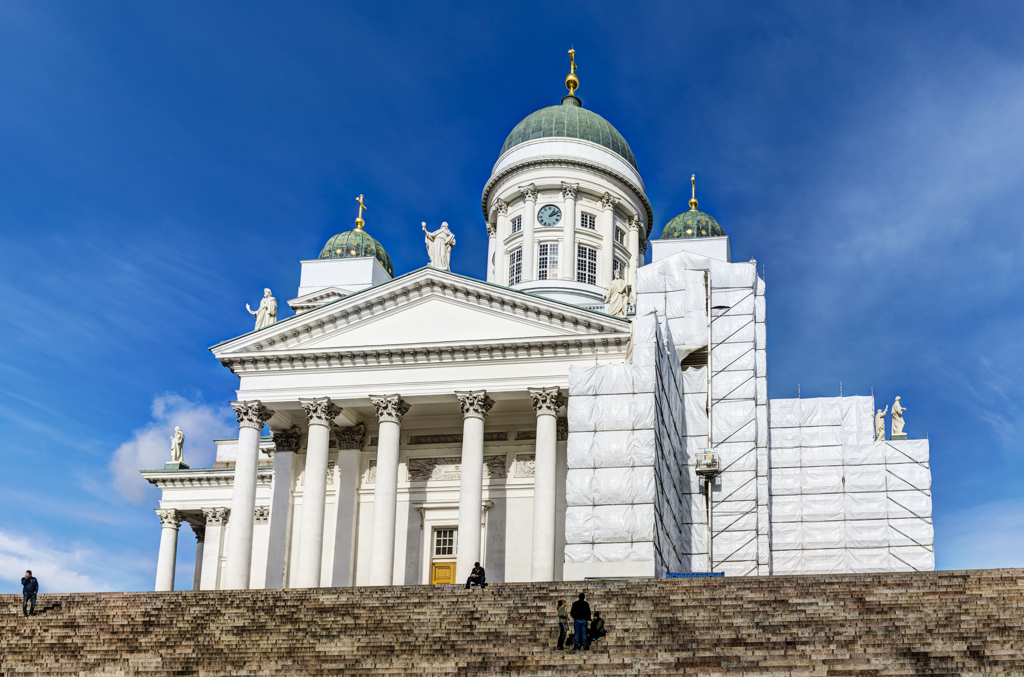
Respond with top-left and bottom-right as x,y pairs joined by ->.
156,509 -> 181,529
334,423 -> 366,450
528,387 -> 567,416
518,184 -> 537,201
456,390 -> 495,420
561,182 -> 579,201
495,197 -> 509,216
231,400 -> 274,430
202,507 -> 230,526
486,222 -> 496,238
300,397 -> 341,428
370,395 -> 411,424
271,426 -> 301,453
629,214 -> 644,232
601,192 -> 620,210
190,524 -> 206,543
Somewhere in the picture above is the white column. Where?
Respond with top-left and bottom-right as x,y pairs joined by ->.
200,508 -> 229,590
190,524 -> 205,591
265,427 -> 298,589
368,394 -> 411,586
249,506 -> 271,588
598,192 -> 619,288
224,400 -> 274,590
455,390 -> 495,581
628,215 -> 642,293
560,183 -> 579,281
519,184 -> 537,283
154,509 -> 181,592
529,387 -> 566,582
485,222 -> 497,283
295,397 -> 341,588
331,424 -> 365,587
494,198 -> 508,285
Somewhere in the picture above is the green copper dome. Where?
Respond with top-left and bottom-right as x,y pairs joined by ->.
500,98 -> 638,171
661,208 -> 725,239
318,228 -> 394,276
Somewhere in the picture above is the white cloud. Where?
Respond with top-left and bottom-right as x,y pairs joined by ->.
109,393 -> 235,503
0,530 -> 110,593
937,498 -> 1024,571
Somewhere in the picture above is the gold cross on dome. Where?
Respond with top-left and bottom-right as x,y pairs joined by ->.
356,194 -> 367,219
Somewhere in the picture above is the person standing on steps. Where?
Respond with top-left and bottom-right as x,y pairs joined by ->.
570,592 -> 591,650
556,599 -> 569,651
590,610 -> 606,642
21,570 -> 38,617
465,562 -> 486,589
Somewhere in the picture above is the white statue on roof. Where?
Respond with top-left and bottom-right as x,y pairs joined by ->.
423,221 -> 455,271
246,288 -> 278,330
874,405 -> 888,441
603,268 -> 634,318
170,426 -> 184,464
891,396 -> 908,437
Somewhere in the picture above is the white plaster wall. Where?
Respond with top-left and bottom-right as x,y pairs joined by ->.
651,237 -> 731,263
297,257 -> 391,298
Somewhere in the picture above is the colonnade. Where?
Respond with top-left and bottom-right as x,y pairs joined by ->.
484,184 -> 643,292
153,387 -> 567,591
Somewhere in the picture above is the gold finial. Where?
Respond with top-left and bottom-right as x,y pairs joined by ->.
355,194 -> 367,229
565,48 -> 579,96
689,174 -> 699,211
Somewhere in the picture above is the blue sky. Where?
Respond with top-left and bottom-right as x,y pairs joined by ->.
1,1 -> 1022,593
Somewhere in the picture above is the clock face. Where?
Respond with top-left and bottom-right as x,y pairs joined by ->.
537,204 -> 562,227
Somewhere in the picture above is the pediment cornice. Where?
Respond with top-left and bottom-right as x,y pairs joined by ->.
211,268 -> 630,373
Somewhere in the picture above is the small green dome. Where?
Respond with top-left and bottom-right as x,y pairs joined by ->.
660,208 -> 725,240
318,228 -> 394,276
500,98 -> 638,171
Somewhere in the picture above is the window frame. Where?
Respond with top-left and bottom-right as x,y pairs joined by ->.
537,242 -> 560,281
576,244 -> 598,285
580,212 -> 597,230
508,248 -> 523,285
510,215 -> 522,234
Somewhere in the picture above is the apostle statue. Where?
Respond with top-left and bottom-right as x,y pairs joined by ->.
170,426 -> 185,464
874,405 -> 888,442
246,288 -> 278,330
422,221 -> 456,271
891,396 -> 908,437
603,268 -> 634,318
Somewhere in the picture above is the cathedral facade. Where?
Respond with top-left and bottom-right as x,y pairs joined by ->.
143,57 -> 934,591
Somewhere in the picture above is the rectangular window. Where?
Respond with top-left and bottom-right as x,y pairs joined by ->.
577,244 -> 597,285
537,242 -> 560,280
510,216 -> 522,234
433,528 -> 457,557
581,212 -> 596,230
615,228 -> 626,245
508,248 -> 522,285
612,258 -> 625,278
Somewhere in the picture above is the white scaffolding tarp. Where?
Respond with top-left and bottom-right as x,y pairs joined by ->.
767,396 -> 934,574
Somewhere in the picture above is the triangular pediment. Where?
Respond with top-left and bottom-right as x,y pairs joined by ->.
212,268 -> 629,359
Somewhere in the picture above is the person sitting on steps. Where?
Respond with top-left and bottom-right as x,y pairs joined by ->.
590,610 -> 606,642
570,592 -> 591,650
465,562 -> 486,589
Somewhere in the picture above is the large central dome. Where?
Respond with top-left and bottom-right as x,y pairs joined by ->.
499,97 -> 638,171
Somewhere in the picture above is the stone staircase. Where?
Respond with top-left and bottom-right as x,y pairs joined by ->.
2,569 -> 1022,675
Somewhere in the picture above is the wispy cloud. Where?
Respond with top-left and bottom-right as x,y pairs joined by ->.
0,530 -> 111,593
937,498 -> 1024,570
109,393 -> 235,503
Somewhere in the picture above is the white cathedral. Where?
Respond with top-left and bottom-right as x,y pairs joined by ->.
143,55 -> 934,592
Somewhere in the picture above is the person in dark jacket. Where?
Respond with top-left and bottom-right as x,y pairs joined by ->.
465,562 -> 486,589
21,571 -> 38,617
590,610 -> 606,641
570,592 -> 591,650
